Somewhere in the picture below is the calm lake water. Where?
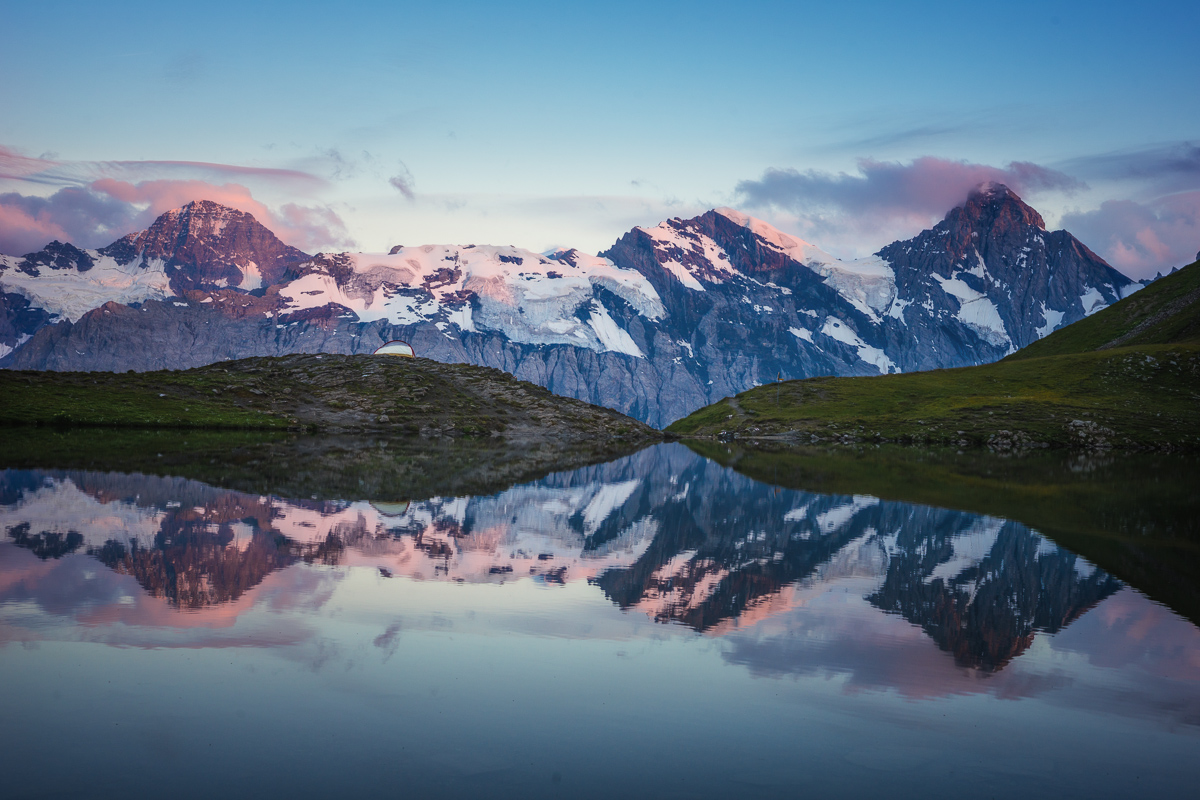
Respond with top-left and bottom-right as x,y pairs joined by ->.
1,441 -> 1198,799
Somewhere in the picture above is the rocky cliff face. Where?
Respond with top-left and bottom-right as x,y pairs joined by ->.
0,188 -> 1137,427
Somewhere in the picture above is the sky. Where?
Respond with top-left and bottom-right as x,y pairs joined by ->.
1,0 -> 1198,279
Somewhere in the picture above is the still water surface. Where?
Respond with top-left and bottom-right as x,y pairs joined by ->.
1,442 -> 1198,798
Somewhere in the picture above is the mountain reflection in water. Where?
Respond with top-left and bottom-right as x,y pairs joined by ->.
3,441 -> 1200,800
0,444 -> 1129,673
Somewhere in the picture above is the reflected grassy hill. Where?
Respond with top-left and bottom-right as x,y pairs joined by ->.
0,427 -> 650,504
689,440 -> 1200,626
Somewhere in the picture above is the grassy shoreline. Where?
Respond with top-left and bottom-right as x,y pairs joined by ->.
669,260 -> 1200,451
667,343 -> 1200,450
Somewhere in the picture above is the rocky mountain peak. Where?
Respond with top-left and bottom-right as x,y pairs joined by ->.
131,200 -> 295,260
949,182 -> 1046,235
110,200 -> 311,292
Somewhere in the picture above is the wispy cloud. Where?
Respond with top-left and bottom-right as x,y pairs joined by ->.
1,145 -> 327,191
389,162 -> 416,200
0,186 -> 139,255
737,156 -> 1082,217
1061,141 -> 1200,197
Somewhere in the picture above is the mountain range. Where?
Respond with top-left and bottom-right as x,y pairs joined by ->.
0,186 -> 1139,426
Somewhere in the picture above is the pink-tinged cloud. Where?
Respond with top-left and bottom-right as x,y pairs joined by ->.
1,144 -> 328,190
0,145 -> 59,181
733,156 -> 1085,257
0,144 -> 349,253
97,159 -> 327,187
0,186 -> 139,255
1060,192 -> 1200,279
0,179 -> 355,256
0,202 -> 72,254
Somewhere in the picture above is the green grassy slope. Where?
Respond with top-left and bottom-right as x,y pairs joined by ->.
1007,259 -> 1200,359
0,354 -> 657,446
668,261 -> 1200,450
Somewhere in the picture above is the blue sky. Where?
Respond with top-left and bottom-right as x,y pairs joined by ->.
1,0 -> 1198,277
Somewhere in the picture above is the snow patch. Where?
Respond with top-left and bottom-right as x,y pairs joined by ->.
0,253 -> 172,322
278,245 -> 661,356
814,496 -> 879,535
0,334 -> 30,359
788,326 -> 813,343
934,273 -> 1011,347
588,301 -> 644,358
581,479 -> 640,534
1080,286 -> 1107,316
714,208 -> 897,321
637,218 -> 737,291
886,297 -> 911,324
1035,303 -> 1065,338
1119,282 -> 1143,300
924,517 -> 1005,585
239,261 -> 263,291
819,317 -> 896,374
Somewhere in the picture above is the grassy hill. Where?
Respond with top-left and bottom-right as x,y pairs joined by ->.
1007,259 -> 1200,358
668,261 -> 1200,451
0,353 -> 658,447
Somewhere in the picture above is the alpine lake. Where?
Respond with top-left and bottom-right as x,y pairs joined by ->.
1,428 -> 1198,799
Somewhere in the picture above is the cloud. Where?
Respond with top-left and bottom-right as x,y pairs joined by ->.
0,179 -> 355,256
737,156 -> 1082,217
1060,192 -> 1200,278
733,156 -> 1085,256
389,162 -> 416,200
0,186 -> 140,255
1062,141 -> 1200,196
0,144 -> 327,191
0,145 -> 57,181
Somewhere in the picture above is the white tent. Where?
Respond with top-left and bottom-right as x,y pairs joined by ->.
373,340 -> 415,358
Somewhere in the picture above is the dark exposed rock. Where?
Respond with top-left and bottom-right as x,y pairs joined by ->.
17,240 -> 95,275
0,291 -> 54,355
